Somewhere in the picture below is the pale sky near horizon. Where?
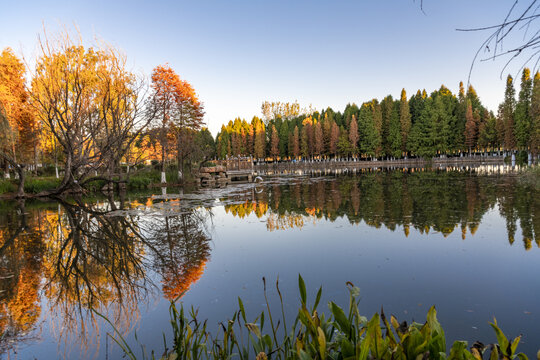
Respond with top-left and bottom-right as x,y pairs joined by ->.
0,1 -> 533,136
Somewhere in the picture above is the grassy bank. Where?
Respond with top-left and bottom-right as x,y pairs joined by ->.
102,276 -> 532,360
0,168 -> 189,196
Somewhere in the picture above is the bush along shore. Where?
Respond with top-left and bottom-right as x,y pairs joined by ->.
101,276 -> 535,360
1,161 -> 538,198
0,166 -> 194,197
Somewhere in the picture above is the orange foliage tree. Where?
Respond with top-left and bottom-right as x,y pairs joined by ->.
148,64 -> 204,183
0,48 -> 38,197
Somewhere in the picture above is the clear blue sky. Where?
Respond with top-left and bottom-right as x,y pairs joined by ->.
0,0 -> 529,135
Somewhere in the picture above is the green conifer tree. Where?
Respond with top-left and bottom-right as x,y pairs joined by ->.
399,89 -> 411,154
514,68 -> 533,149
387,101 -> 402,158
502,75 -> 517,150
530,71 -> 540,157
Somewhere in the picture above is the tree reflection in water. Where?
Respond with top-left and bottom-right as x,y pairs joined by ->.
0,194 -> 212,357
225,170 -> 539,247
0,169 -> 538,357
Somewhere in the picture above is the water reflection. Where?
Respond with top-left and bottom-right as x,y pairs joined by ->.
225,171 -> 538,248
0,196 -> 212,356
0,168 -> 538,358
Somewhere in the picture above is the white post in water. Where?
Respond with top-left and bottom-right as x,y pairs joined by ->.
55,165 -> 59,178
161,171 -> 166,184
178,169 -> 183,182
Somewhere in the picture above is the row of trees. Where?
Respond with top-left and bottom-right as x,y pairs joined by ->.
216,72 -> 540,160
0,33 -> 208,197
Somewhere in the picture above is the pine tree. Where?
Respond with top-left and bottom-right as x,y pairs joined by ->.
387,101 -> 402,158
514,68 -> 533,149
253,118 -> 266,159
348,115 -> 359,155
314,121 -> 323,157
337,127 -> 351,157
478,111 -> 498,150
530,71 -> 540,156
495,104 -> 505,150
408,97 -> 436,158
399,89 -> 411,154
270,125 -> 279,159
372,100 -> 383,156
432,96 -> 451,154
358,103 -> 380,158
502,75 -> 517,150
381,96 -> 394,157
330,122 -> 339,156
301,125 -> 309,159
322,114 -> 332,155
464,100 -> 477,152
292,125 -> 300,158
279,120 -> 289,157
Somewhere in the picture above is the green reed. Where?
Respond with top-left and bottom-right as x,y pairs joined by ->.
103,275 -> 533,360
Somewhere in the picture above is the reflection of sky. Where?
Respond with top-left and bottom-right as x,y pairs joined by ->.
0,0 -> 533,135
10,175 -> 540,359
181,204 -> 540,357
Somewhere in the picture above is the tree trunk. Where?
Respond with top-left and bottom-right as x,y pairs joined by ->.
177,133 -> 183,182
15,165 -> 25,198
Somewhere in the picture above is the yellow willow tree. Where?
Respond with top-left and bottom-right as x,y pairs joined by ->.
0,48 -> 38,197
31,31 -> 150,195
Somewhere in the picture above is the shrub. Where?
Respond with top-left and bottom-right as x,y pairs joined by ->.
0,179 -> 16,194
24,177 -> 61,193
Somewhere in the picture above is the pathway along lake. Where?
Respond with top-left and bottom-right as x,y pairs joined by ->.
1,166 -> 539,358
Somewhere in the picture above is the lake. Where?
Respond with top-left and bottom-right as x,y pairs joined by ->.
1,166 -> 539,359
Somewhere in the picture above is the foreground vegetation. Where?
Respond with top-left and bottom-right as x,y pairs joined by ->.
104,276 -> 532,360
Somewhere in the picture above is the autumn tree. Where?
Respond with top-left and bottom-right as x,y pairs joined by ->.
261,100 -> 313,123
348,116 -> 358,156
252,116 -> 266,159
31,33 -> 149,194
148,64 -> 203,182
314,121 -> 323,157
292,125 -> 300,158
279,120 -> 289,157
172,76 -> 204,181
399,89 -> 411,155
329,122 -> 339,157
270,125 -> 279,160
464,100 -> 477,152
0,49 -> 37,197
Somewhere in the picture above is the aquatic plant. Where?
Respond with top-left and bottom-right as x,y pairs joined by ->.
101,275 -> 532,360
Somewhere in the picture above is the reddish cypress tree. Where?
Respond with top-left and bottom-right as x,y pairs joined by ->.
270,125 -> 279,159
348,115 -> 359,155
314,121 -> 323,156
464,100 -> 477,152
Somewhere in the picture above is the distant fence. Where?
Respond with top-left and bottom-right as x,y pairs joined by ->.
215,157 -> 254,172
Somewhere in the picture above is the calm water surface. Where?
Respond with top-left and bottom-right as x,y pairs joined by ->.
1,167 -> 539,358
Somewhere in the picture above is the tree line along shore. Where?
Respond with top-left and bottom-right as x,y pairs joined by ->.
1,30 -> 539,198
